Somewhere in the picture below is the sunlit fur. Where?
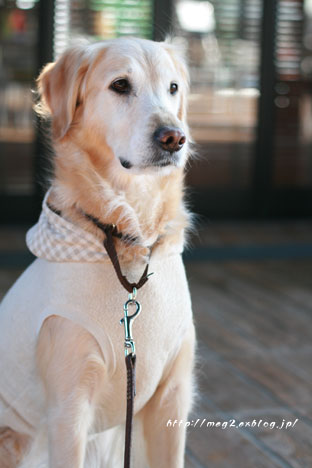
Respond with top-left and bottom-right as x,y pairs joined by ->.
0,38 -> 196,468
36,37 -> 192,266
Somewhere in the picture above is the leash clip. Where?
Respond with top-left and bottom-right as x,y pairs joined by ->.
120,288 -> 141,356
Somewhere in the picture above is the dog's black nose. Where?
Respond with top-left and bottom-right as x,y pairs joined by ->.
153,127 -> 186,153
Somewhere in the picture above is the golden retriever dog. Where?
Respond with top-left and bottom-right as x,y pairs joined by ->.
0,37 -> 196,468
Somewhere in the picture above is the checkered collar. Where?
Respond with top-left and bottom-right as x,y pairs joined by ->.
26,189 -> 108,263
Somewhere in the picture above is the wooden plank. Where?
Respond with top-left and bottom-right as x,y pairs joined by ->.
190,221 -> 312,248
187,262 -> 312,346
229,259 -> 312,290
229,260 -> 312,311
185,344 -> 305,468
187,275 -> 310,356
190,278 -> 299,349
195,343 -> 283,414
187,263 -> 312,414
185,449 -> 207,468
184,260 -> 312,467
185,402 -> 285,468
195,343 -> 312,468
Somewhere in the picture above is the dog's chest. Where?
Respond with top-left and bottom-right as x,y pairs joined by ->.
95,318 -> 189,431
12,254 -> 192,432
83,255 -> 192,431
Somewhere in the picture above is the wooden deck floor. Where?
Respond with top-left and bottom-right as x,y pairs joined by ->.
0,223 -> 312,467
184,259 -> 312,468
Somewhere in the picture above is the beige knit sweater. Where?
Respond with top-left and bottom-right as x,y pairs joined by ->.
0,194 -> 193,443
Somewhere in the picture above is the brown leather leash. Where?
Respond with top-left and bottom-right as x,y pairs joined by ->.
84,213 -> 150,468
46,202 -> 150,467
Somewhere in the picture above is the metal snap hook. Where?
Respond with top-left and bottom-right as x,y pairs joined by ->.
120,296 -> 141,356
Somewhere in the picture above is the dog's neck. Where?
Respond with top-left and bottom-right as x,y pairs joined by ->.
48,139 -> 190,265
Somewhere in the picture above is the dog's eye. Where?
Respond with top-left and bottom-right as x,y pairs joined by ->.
170,83 -> 178,95
110,79 -> 131,95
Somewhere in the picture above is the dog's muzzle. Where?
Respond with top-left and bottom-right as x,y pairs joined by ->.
118,126 -> 186,171
153,126 -> 186,153
148,126 -> 186,167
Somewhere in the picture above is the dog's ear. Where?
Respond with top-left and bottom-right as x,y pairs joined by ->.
162,40 -> 190,124
37,46 -> 89,140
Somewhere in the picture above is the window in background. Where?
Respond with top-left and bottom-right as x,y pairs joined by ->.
0,0 -> 153,199
53,0 -> 153,59
273,0 -> 312,188
0,0 -> 39,195
173,0 -> 262,190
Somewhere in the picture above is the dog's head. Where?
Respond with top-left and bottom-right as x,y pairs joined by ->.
37,37 -> 190,175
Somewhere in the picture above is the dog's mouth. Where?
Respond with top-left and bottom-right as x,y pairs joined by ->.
120,158 -> 133,169
151,157 -> 177,168
154,160 -> 172,167
150,149 -> 181,168
119,151 -> 180,171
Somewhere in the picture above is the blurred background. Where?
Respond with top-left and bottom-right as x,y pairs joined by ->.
0,1 -> 312,467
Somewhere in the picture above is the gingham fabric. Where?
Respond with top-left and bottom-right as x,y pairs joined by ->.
26,189 -> 108,262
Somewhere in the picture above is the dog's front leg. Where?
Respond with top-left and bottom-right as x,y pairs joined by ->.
36,316 -> 106,468
142,323 -> 196,468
